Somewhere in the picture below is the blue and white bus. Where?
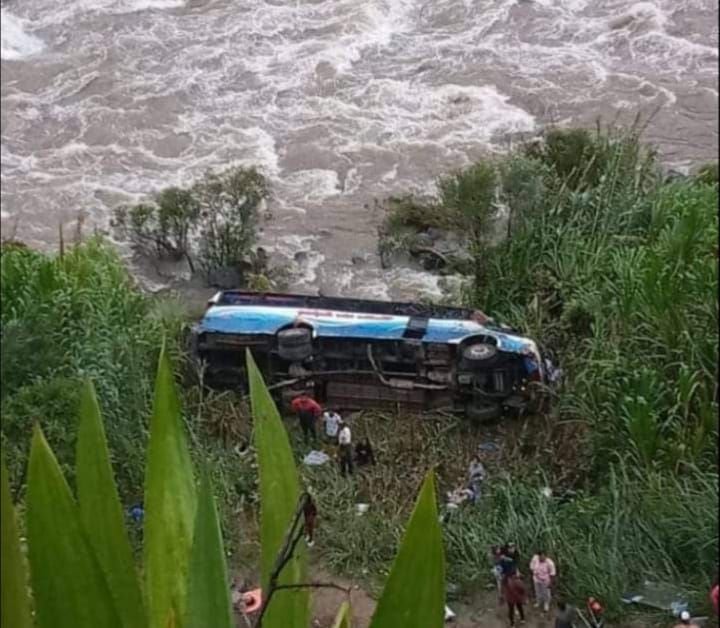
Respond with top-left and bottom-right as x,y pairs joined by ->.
192,291 -> 546,420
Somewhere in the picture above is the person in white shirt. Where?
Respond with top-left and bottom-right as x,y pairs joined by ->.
337,423 -> 353,475
322,409 -> 343,442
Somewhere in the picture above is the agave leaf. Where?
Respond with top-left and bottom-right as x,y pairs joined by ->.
369,471 -> 445,628
1,455 -> 32,628
247,349 -> 309,628
185,471 -> 232,628
144,348 -> 197,628
26,425 -> 123,628
331,601 -> 352,628
76,380 -> 146,628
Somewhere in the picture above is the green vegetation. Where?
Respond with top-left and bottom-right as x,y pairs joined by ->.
376,125 -> 718,616
0,239 -> 181,498
1,350 -> 445,627
112,166 -> 270,280
0,125 -> 717,625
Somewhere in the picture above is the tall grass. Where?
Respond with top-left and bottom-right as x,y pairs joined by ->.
443,465 -> 718,617
472,128 -> 718,474
0,239 -> 184,498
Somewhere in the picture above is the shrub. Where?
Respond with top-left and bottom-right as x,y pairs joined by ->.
193,166 -> 269,275
472,128 -> 718,473
112,167 -> 270,279
0,240 -> 178,499
437,161 -> 497,241
695,161 -> 718,185
113,187 -> 200,270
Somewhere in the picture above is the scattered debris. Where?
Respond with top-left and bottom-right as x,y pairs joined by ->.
303,450 -> 331,466
622,580 -> 689,616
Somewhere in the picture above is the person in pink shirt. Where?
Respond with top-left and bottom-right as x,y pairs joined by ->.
529,550 -> 556,612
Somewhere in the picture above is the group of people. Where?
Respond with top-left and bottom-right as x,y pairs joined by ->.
290,394 -> 375,475
491,543 -> 567,627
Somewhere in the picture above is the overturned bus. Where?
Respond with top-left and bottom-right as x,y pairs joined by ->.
192,291 -> 546,420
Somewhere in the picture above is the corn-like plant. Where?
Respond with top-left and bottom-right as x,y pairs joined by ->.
1,348 -> 445,628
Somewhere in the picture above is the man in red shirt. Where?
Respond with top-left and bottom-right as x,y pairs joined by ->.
710,578 -> 718,616
291,395 -> 322,443
504,571 -> 527,626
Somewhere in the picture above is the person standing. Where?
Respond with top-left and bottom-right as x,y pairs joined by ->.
355,437 -> 376,466
504,572 -> 527,626
467,456 -> 487,498
302,493 -> 318,547
322,408 -> 343,443
529,550 -> 556,612
500,541 -> 520,580
554,600 -> 577,628
491,546 -> 504,602
291,395 -> 321,443
338,422 -> 353,475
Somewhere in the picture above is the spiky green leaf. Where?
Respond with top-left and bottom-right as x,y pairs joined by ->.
185,472 -> 232,628
331,601 -> 352,628
1,455 -> 32,628
247,349 -> 309,628
144,348 -> 197,628
369,471 -> 445,628
76,379 -> 146,628
26,426 -> 123,628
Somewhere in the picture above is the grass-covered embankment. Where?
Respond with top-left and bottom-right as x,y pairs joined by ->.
368,126 -> 719,618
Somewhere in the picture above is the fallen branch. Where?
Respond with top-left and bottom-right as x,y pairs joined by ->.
273,582 -> 351,595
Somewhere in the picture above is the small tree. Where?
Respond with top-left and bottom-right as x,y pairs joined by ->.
112,167 -> 270,279
194,167 -> 269,276
112,187 -> 200,272
438,161 -> 497,290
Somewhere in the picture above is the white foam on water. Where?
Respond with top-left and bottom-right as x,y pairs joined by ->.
1,0 -> 717,297
281,169 -> 341,202
1,10 -> 45,60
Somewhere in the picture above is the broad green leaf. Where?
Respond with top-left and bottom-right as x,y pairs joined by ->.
185,472 -> 232,628
331,601 -> 351,628
369,471 -> 445,628
26,425 -> 123,628
247,349 -> 309,628
144,347 -> 197,628
1,455 -> 32,628
76,380 -> 146,628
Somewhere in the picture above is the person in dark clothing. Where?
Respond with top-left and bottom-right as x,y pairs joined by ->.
500,542 -> 520,579
504,572 -> 527,626
302,493 -> 318,547
555,600 -> 577,628
298,408 -> 316,442
354,437 -> 375,466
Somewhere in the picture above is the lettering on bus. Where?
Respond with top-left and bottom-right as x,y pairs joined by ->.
297,309 -> 395,321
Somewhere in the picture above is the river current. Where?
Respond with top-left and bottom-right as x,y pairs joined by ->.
1,0 -> 717,298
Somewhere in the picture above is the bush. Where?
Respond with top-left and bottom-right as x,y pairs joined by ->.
112,166 -> 270,278
437,161 -> 497,242
193,166 -> 269,275
113,187 -> 200,270
472,129 -> 718,474
695,161 -> 718,185
0,239 -> 180,498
